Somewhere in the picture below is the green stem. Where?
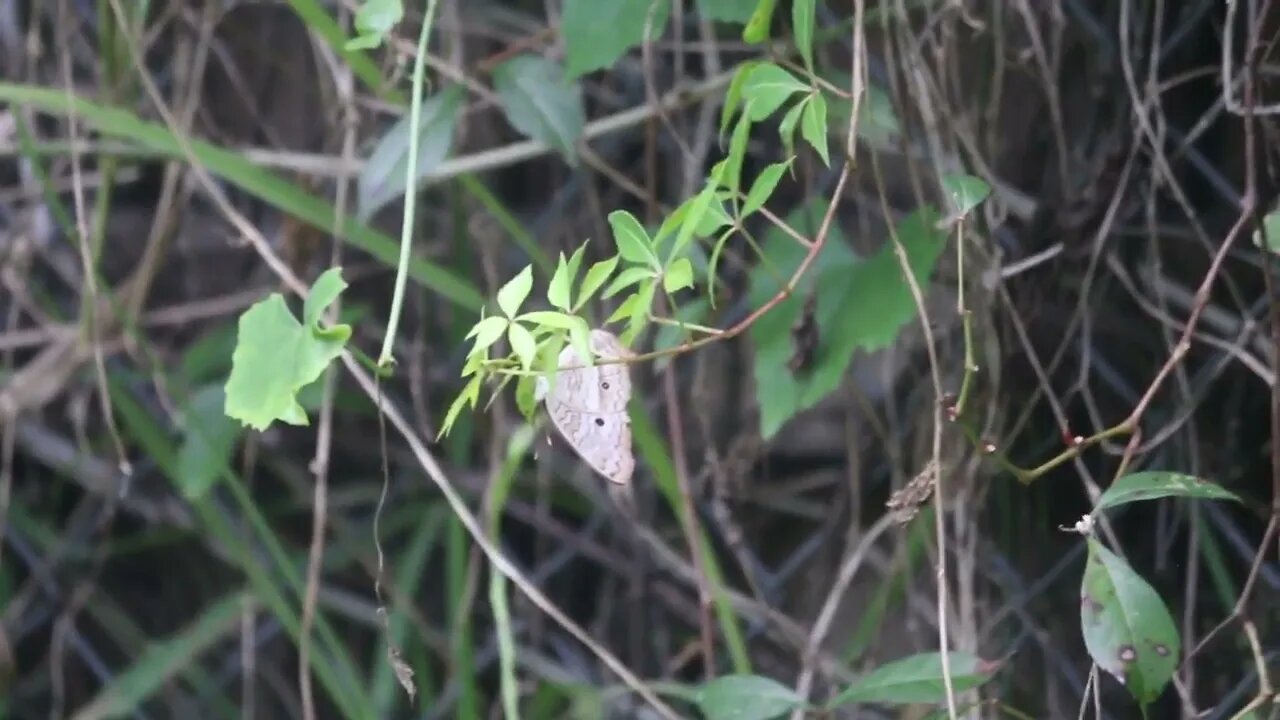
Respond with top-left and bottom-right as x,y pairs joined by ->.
378,0 -> 441,368
953,219 -> 976,417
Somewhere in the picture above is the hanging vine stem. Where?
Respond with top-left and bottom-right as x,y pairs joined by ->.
378,0 -> 442,369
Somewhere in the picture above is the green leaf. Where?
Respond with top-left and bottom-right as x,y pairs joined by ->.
724,119 -> 752,200
493,54 -> 585,165
515,369 -> 539,417
743,160 -> 792,217
345,34 -> 383,51
748,203 -> 947,438
176,385 -> 241,500
720,61 -> 761,135
801,91 -> 830,165
743,63 -> 809,121
659,194 -> 734,247
696,674 -> 803,720
698,0 -> 758,23
565,244 -> 588,298
607,290 -> 643,324
940,173 -> 990,217
604,266 -> 657,299
608,210 -> 659,267
663,257 -> 695,293
518,310 -> 587,332
1081,538 -> 1180,706
563,0 -> 671,78
1094,471 -> 1242,513
777,99 -> 805,159
497,265 -> 534,318
303,267 -> 348,328
792,0 -> 816,74
626,280 -> 657,340
358,85 -> 464,220
508,322 -> 537,370
827,652 -> 995,707
1260,209 -> 1280,253
349,0 -> 402,48
224,269 -> 352,431
671,173 -> 722,259
576,255 -> 620,310
467,316 -> 510,356
741,0 -> 778,43
707,226 -> 736,305
440,374 -> 483,438
548,252 -> 573,310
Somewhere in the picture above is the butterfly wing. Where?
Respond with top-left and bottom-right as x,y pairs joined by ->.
541,329 -> 635,484
546,399 -> 634,484
546,330 -> 632,414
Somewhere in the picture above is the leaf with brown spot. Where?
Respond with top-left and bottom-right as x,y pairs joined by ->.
1080,538 -> 1180,706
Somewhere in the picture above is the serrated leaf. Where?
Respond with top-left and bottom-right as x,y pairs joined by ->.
177,385 -> 241,500
792,0 -> 816,74
827,652 -> 995,707
358,86 -> 464,220
439,375 -> 483,438
748,202 -> 946,438
493,54 -> 585,165
576,255 -> 620,310
941,173 -> 990,217
508,323 -> 537,371
663,258 -> 695,293
518,310 -> 585,331
696,674 -> 803,720
1081,538 -> 1180,705
603,266 -> 657,299
743,63 -> 808,121
548,252 -> 573,310
801,92 -> 829,165
743,160 -> 792,217
608,210 -> 659,267
467,316 -> 509,355
1094,472 -> 1242,513
563,0 -> 671,78
224,270 -> 351,431
497,265 -> 533,318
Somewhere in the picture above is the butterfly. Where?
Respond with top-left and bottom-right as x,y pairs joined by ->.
534,329 -> 635,485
